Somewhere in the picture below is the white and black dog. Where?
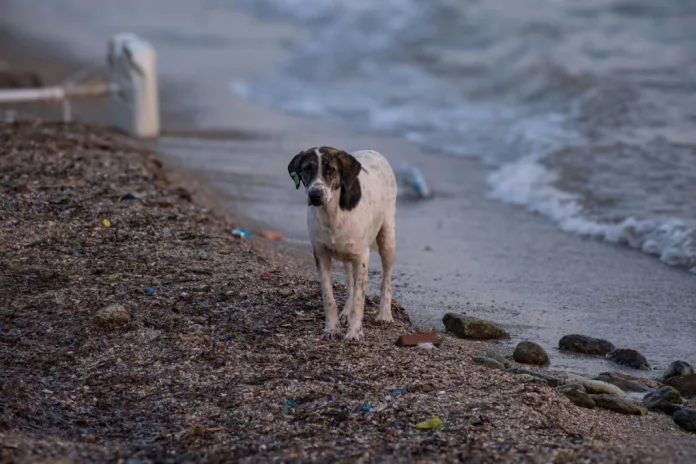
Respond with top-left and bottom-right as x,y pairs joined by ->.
288,146 -> 397,340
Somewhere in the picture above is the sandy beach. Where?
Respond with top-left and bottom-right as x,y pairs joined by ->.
2,1 -> 693,376
2,121 -> 696,463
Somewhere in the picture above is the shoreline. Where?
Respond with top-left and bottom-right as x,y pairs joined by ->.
2,121 -> 696,462
1,4 -> 695,377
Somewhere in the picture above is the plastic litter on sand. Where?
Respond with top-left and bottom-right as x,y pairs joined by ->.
232,228 -> 251,238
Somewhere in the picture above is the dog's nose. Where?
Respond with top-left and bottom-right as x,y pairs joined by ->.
308,190 -> 323,205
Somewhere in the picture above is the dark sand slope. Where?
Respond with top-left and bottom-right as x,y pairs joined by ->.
2,122 -> 696,463
1,2 -> 694,375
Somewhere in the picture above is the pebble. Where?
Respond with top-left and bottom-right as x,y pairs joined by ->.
558,383 -> 586,393
582,380 -> 626,397
485,351 -> 511,368
606,348 -> 649,370
663,361 -> 694,382
643,386 -> 683,411
591,394 -> 648,415
93,304 -> 131,327
561,388 -> 595,409
513,341 -> 549,366
558,334 -> 615,356
442,313 -> 508,340
594,372 -> 650,393
673,408 -> 696,433
471,356 -> 506,370
197,250 -> 209,260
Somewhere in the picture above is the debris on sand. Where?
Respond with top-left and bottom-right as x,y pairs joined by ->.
2,122 -> 695,463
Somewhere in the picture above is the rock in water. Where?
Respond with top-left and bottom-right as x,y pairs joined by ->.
471,356 -> 505,369
606,348 -> 650,370
442,313 -> 508,340
673,408 -> 696,433
591,395 -> 648,415
594,373 -> 650,393
583,380 -> 626,397
94,304 -> 131,327
559,334 -> 615,356
643,386 -> 683,410
664,361 -> 694,382
513,341 -> 549,366
666,374 -> 696,398
562,388 -> 595,409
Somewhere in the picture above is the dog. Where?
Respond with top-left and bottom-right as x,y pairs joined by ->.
288,146 -> 397,340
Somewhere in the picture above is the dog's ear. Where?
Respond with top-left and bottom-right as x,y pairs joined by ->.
338,151 -> 362,190
287,152 -> 305,189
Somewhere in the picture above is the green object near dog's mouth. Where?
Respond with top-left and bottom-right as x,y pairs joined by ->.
290,171 -> 300,189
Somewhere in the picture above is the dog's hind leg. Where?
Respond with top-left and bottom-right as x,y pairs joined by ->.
345,250 -> 369,340
339,261 -> 353,325
376,221 -> 395,323
316,250 -> 341,339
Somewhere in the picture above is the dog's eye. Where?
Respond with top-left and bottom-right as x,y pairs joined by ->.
303,165 -> 312,174
325,167 -> 334,175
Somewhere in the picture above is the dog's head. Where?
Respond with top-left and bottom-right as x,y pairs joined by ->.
288,146 -> 362,207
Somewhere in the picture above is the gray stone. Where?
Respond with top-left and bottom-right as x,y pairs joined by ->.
673,408 -> 696,433
591,394 -> 648,415
666,374 -> 696,399
93,304 -> 131,327
664,361 -> 694,382
558,383 -> 586,393
583,380 -> 626,397
471,356 -> 505,369
485,351 -> 511,368
643,386 -> 683,411
505,368 -> 562,387
559,334 -> 615,356
606,348 -> 650,370
652,403 -> 685,416
442,313 -> 508,340
594,372 -> 650,393
561,388 -> 595,409
513,341 -> 549,366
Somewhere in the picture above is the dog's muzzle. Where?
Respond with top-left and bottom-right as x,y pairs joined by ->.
308,189 -> 323,206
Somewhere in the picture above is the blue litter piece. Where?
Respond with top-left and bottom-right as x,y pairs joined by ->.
145,287 -> 156,294
232,228 -> 252,238
283,400 -> 301,407
393,389 -> 407,396
393,422 -> 404,430
396,165 -> 432,199
362,405 -> 374,413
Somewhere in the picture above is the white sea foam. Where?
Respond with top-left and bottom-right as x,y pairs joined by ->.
488,159 -> 696,269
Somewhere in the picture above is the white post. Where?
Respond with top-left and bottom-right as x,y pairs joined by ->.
107,34 -> 160,138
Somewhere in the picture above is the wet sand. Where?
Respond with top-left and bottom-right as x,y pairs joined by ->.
1,1 -> 694,376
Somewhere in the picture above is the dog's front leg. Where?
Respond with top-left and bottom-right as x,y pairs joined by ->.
345,250 -> 369,340
339,261 -> 353,325
316,249 -> 341,339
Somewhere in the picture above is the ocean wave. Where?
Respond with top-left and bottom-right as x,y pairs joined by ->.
236,0 -> 696,272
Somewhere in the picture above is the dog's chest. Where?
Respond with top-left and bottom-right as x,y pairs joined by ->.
308,210 -> 374,257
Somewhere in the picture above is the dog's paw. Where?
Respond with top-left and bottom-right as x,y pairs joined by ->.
376,311 -> 394,323
344,327 -> 364,341
323,325 -> 343,340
